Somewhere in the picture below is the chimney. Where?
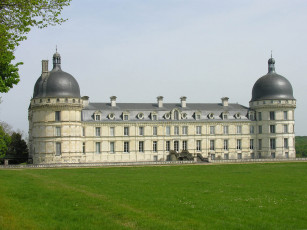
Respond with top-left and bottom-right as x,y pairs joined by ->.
110,96 -> 117,107
180,96 -> 187,108
221,97 -> 229,107
157,96 -> 163,108
42,60 -> 49,77
82,96 -> 89,107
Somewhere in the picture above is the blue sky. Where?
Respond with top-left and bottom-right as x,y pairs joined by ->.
0,0 -> 306,135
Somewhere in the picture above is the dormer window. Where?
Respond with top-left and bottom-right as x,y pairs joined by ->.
194,111 -> 201,120
108,113 -> 115,120
93,111 -> 102,121
234,113 -> 241,119
137,112 -> 144,120
123,112 -> 129,121
181,113 -> 187,119
151,113 -> 158,121
208,113 -> 214,119
95,114 -> 101,121
173,110 -> 179,120
164,113 -> 170,119
221,112 -> 228,120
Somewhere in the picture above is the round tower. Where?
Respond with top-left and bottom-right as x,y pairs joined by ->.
249,57 -> 296,159
28,51 -> 84,164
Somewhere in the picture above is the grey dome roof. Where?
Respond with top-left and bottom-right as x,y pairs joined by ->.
251,58 -> 294,102
33,52 -> 80,98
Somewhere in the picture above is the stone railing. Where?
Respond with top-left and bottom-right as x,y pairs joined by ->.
0,160 -> 196,169
209,158 -> 307,163
1,158 -> 306,169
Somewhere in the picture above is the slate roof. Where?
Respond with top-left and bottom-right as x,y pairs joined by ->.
82,102 -> 251,122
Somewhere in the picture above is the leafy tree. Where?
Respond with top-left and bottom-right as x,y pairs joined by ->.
0,0 -> 71,92
0,125 -> 11,158
7,132 -> 28,156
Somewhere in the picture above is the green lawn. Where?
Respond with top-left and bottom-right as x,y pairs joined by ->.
0,163 -> 306,230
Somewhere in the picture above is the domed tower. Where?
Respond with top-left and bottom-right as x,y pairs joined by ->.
28,51 -> 84,164
250,57 -> 296,159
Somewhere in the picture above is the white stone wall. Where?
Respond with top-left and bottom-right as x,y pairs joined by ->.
28,98 -> 296,164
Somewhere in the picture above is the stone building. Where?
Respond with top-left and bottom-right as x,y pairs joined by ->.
28,51 -> 296,164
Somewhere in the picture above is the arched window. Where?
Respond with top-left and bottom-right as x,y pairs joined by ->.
174,110 -> 179,120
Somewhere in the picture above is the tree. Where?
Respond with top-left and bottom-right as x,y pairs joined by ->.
7,132 -> 28,156
0,0 -> 71,92
0,125 -> 11,158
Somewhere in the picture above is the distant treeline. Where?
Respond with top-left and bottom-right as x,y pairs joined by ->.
296,136 -> 307,158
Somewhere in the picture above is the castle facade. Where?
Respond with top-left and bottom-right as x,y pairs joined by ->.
28,52 -> 296,164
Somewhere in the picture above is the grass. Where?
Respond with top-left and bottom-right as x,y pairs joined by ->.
0,163 -> 306,230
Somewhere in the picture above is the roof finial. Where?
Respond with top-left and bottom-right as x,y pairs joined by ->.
56,45 -> 57,53
271,50 -> 272,58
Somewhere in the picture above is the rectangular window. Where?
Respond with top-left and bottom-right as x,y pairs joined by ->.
223,126 -> 229,134
210,140 -> 215,150
258,125 -> 262,134
196,114 -> 201,120
250,126 -> 254,134
210,126 -> 215,135
196,126 -> 201,135
237,125 -> 242,134
258,139 -> 262,150
211,154 -> 215,160
182,126 -> 188,135
82,142 -> 85,154
124,127 -> 129,136
237,139 -> 242,150
166,141 -> 170,152
166,126 -> 170,136
258,112 -> 262,121
284,111 -> 288,120
284,138 -> 289,149
224,140 -> 228,150
284,124 -> 288,133
251,153 -> 255,159
270,138 -> 276,149
249,113 -> 254,120
95,127 -> 101,136
153,126 -> 157,136
271,152 -> 275,158
55,111 -> 61,121
174,141 -> 179,152
124,142 -> 129,153
250,139 -> 254,150
174,126 -> 179,135
95,142 -> 101,154
152,114 -> 157,120
238,153 -> 242,159
56,127 -> 61,136
139,127 -> 144,136
153,141 -> 157,152
56,142 -> 61,156
224,154 -> 229,160
270,111 -> 275,120
182,141 -> 187,151
270,125 -> 275,133
285,152 -> 289,158
110,142 -> 115,153
139,141 -> 144,152
95,114 -> 101,121
123,114 -> 129,120
82,127 -> 85,136
196,140 -> 201,151
110,127 -> 115,136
